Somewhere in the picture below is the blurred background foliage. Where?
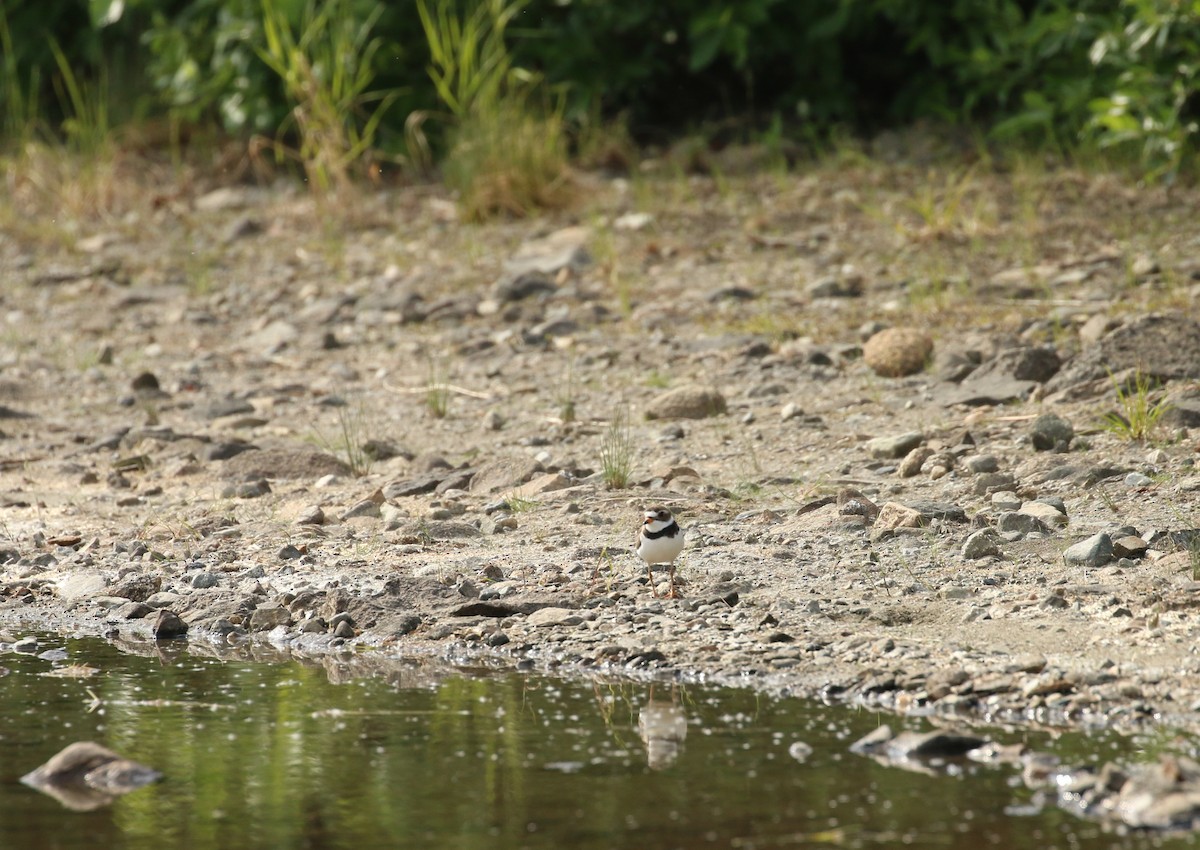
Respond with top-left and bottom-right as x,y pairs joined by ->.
2,0 -> 1199,183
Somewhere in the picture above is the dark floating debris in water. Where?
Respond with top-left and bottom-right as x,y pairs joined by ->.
851,724 -> 1200,833
21,741 -> 162,811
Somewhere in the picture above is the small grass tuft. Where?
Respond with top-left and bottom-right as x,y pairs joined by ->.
600,407 -> 634,489
48,38 -> 112,157
1101,370 -> 1173,442
555,356 -> 578,423
504,495 -> 539,513
590,546 -> 618,593
643,370 -> 670,389
426,360 -> 450,419
311,400 -> 374,477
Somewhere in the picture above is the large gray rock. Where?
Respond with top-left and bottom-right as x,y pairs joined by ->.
942,374 -> 1037,406
974,345 -> 1062,383
1063,532 -> 1114,568
1048,314 -> 1200,395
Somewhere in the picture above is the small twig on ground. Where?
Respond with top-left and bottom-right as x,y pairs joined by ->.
384,382 -> 494,400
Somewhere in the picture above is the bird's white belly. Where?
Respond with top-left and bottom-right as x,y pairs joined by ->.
638,533 -> 684,565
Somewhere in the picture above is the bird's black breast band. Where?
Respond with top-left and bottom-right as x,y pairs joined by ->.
644,521 -> 680,540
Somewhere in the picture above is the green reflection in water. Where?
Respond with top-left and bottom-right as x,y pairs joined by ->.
0,636 -> 1189,850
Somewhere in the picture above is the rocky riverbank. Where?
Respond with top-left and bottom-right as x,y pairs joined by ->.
4,161 -> 1200,743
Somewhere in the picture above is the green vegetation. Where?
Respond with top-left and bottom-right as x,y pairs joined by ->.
311,401 -> 374,477
1101,370 -> 1174,443
416,0 -> 571,219
600,407 -> 634,489
255,0 -> 400,193
426,361 -> 451,419
555,356 -> 578,423
503,494 -> 539,513
2,0 -> 1200,211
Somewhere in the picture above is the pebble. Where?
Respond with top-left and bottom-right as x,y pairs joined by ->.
342,499 -> 382,520
965,454 -> 999,473
788,741 -> 814,762
1125,472 -> 1154,488
190,572 -> 220,590
996,512 -> 1047,536
527,607 -> 584,627
295,506 -> 325,526
249,605 -> 292,631
866,431 -> 924,459
153,610 -> 188,639
991,491 -> 1022,511
480,515 -> 519,535
1018,501 -> 1068,528
614,212 -> 653,230
481,409 -> 504,431
1063,532 -> 1114,568
1030,413 -> 1074,452
872,503 -> 925,534
897,446 -> 933,478
972,472 -> 1017,495
863,328 -> 933,377
962,529 -> 1001,560
644,386 -> 727,420
1112,536 -> 1149,559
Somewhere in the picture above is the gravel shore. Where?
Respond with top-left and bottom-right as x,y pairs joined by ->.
4,164 -> 1200,738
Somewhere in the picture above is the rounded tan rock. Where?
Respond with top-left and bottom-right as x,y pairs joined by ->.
863,328 -> 933,377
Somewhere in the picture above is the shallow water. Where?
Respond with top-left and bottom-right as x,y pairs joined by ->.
0,635 -> 1192,850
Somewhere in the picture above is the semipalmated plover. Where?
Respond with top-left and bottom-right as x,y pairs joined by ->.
636,506 -> 685,598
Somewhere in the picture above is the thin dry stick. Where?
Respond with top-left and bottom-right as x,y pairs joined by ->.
385,382 -> 494,400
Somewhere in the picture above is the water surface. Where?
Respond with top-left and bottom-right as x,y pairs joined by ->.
0,635 -> 1191,849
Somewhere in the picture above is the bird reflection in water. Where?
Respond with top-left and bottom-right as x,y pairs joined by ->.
638,685 -> 688,770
